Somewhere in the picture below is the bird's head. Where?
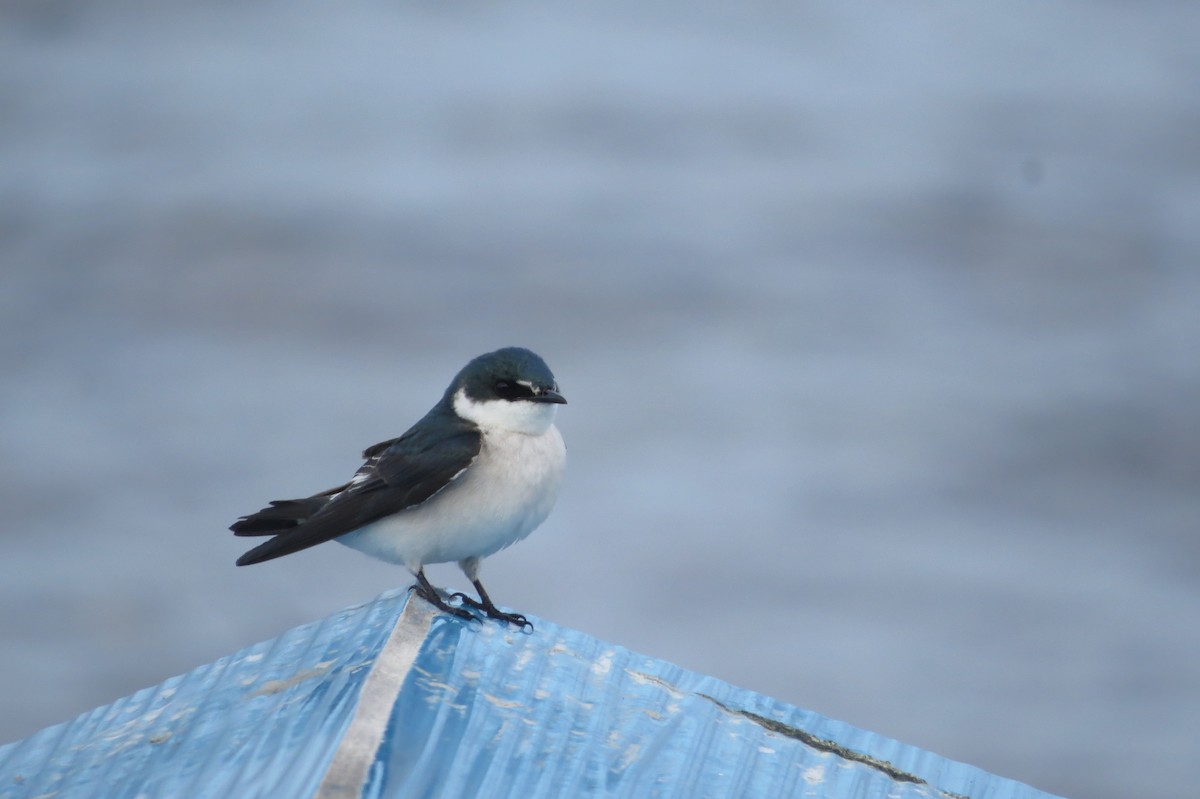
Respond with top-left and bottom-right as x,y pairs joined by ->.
450,347 -> 566,434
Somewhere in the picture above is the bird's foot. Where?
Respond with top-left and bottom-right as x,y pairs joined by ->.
490,609 -> 533,631
450,592 -> 532,631
410,583 -> 478,622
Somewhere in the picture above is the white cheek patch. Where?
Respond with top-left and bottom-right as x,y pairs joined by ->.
453,388 -> 557,435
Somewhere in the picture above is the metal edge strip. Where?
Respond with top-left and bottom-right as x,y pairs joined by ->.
313,594 -> 436,799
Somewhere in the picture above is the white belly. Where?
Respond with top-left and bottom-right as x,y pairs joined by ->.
335,425 -> 566,573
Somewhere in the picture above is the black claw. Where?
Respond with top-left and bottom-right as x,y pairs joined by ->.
450,591 -> 532,630
493,611 -> 533,631
450,592 -> 486,611
448,606 -> 482,622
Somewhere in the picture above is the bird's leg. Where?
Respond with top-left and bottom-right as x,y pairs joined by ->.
410,569 -> 477,621
452,579 -> 532,630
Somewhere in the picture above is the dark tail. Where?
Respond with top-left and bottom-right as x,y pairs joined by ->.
232,487 -> 354,566
230,497 -> 330,537
232,479 -> 359,566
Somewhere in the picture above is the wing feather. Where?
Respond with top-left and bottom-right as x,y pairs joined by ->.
234,410 -> 481,566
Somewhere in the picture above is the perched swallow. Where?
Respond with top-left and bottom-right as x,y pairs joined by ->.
232,347 -> 567,627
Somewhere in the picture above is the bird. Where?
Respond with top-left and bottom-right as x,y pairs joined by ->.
231,347 -> 567,628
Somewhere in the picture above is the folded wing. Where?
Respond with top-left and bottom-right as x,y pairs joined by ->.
232,411 -> 481,566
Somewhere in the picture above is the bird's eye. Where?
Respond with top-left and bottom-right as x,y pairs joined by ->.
494,379 -> 520,399
493,379 -> 534,400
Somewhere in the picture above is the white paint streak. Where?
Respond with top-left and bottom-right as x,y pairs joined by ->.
591,650 -> 615,677
315,598 -> 436,799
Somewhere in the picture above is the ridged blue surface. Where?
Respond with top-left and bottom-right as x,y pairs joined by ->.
0,590 -> 1062,799
0,592 -> 406,799
371,613 -> 1060,799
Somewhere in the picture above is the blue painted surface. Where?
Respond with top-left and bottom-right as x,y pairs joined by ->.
373,612 -> 1059,799
0,593 -> 404,799
0,591 -> 1063,799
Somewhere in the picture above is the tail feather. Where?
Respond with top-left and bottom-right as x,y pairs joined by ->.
230,497 -> 330,536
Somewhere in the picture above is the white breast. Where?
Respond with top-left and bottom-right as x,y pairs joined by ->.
335,422 -> 566,573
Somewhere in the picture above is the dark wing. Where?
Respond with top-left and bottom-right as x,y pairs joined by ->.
233,412 -> 481,566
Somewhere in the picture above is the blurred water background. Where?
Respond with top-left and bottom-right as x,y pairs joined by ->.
2,3 -> 1198,797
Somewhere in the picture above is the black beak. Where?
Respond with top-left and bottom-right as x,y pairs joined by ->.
531,389 -> 567,404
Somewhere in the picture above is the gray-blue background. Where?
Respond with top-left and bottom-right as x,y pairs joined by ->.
3,3 -> 1197,798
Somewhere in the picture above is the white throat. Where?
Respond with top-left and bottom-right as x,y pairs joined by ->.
452,387 -> 558,435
